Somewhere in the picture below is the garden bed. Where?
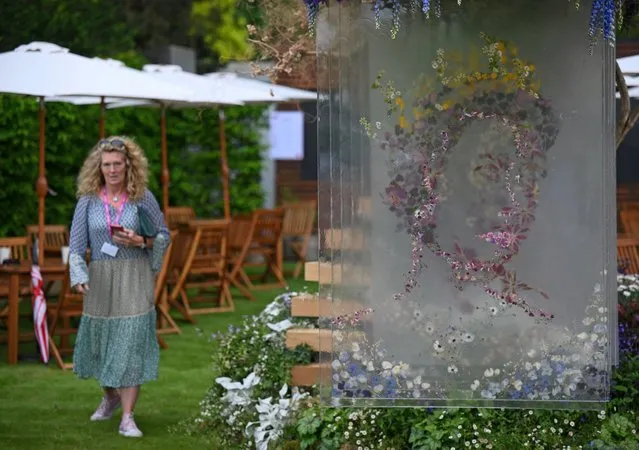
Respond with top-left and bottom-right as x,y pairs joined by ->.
173,275 -> 639,449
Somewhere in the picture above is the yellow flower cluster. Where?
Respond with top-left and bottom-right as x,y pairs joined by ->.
370,34 -> 542,131
432,36 -> 541,111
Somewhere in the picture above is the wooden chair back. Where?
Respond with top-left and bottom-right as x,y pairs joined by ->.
0,238 -> 34,329
26,225 -> 69,249
251,208 -> 286,249
187,220 -> 229,273
25,225 -> 68,288
280,202 -> 317,279
618,184 -> 639,204
0,236 -> 32,263
228,214 -> 253,252
168,220 -> 233,319
618,236 -> 639,274
282,201 -> 316,238
620,209 -> 639,236
227,209 -> 287,296
166,206 -> 196,230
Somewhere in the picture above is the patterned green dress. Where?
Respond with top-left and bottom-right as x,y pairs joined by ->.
69,188 -> 170,388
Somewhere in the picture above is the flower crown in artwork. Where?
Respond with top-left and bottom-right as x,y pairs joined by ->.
362,33 -> 560,320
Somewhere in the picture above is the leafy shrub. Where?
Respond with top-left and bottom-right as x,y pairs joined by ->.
172,292 -> 316,449
0,95 -> 267,236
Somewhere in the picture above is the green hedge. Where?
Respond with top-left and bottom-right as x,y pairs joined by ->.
0,94 -> 267,237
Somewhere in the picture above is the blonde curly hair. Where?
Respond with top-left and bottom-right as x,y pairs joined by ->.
76,136 -> 149,201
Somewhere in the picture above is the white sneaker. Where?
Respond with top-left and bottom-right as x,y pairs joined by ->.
119,414 -> 143,438
90,396 -> 121,421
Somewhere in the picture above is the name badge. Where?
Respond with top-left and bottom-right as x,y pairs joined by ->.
101,242 -> 119,257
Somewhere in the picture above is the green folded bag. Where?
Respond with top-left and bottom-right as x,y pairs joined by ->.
138,206 -> 158,238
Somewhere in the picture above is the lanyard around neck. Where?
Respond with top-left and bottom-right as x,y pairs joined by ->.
102,188 -> 128,236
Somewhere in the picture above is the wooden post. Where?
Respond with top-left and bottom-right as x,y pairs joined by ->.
219,108 -> 231,220
99,96 -> 105,139
36,97 -> 47,265
160,105 -> 170,217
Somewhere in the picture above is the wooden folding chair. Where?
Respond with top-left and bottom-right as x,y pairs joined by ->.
226,214 -> 257,300
48,262 -> 83,369
228,208 -> 287,296
280,201 -> 317,279
26,225 -> 69,295
164,227 -> 196,323
0,236 -> 32,263
618,236 -> 639,274
168,220 -> 233,322
26,224 -> 69,261
155,231 -> 181,348
620,209 -> 639,236
0,237 -> 33,330
166,206 -> 196,231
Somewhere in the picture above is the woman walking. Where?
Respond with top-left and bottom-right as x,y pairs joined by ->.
69,136 -> 170,437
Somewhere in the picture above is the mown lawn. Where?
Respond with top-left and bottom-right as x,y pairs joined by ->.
0,275 -> 311,449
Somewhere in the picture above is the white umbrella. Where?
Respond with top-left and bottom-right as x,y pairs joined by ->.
107,65 -> 316,218
618,55 -> 639,75
0,42 -> 196,259
616,80 -> 639,99
0,42 -> 193,100
109,64 -> 287,108
106,64 -> 251,218
44,61 -> 247,213
625,75 -> 639,87
624,86 -> 639,98
44,57 -> 137,138
204,72 -> 317,102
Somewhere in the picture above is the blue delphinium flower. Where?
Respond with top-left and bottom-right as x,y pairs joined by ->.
619,321 -> 639,358
422,0 -> 430,15
588,0 -> 616,42
303,0 -> 328,31
347,362 -> 362,376
301,0 -> 621,45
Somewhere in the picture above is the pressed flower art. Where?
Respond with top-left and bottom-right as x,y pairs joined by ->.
316,0 -> 616,408
361,34 -> 560,320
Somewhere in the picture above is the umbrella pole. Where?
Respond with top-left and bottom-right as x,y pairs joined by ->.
99,96 -> 105,139
36,97 -> 47,265
219,108 -> 230,220
160,104 -> 169,216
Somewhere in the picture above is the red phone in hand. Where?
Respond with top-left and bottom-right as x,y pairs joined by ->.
110,224 -> 125,234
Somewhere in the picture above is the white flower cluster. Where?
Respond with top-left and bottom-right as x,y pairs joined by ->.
342,409 -> 389,450
617,274 -> 639,299
522,414 -> 581,448
444,418 -> 495,449
246,384 -> 308,450
193,292 -> 314,448
214,373 -> 308,450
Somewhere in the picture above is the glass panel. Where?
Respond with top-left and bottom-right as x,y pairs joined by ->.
317,0 -> 616,409
316,2 -> 341,392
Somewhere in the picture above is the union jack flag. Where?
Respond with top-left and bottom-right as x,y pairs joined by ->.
30,265 -> 49,363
